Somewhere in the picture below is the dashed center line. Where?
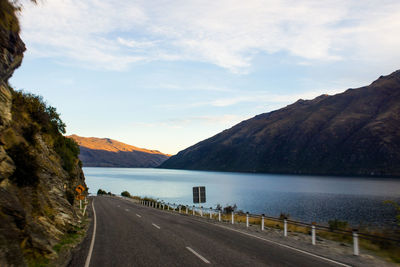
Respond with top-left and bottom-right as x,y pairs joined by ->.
136,214 -> 142,218
186,247 -> 210,264
152,223 -> 161,229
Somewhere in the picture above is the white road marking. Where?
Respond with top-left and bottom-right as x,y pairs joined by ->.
117,205 -> 120,207
186,247 -> 210,264
125,208 -> 129,211
136,214 -> 142,218
210,223 -> 351,267
84,199 -> 97,267
152,223 -> 161,229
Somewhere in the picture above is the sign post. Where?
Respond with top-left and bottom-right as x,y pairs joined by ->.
75,184 -> 86,211
193,186 -> 206,204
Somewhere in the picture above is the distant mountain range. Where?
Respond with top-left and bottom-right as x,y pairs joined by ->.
161,70 -> 400,177
68,135 -> 170,167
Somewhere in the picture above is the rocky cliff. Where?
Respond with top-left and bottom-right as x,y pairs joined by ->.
161,70 -> 400,177
69,135 -> 170,168
0,1 -> 86,265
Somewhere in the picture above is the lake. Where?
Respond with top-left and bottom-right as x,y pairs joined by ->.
84,167 -> 400,227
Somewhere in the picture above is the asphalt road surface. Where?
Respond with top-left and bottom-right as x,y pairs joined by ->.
69,196 -> 351,267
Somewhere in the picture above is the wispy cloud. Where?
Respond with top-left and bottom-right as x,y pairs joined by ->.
20,0 -> 400,72
157,87 -> 345,109
133,114 -> 249,129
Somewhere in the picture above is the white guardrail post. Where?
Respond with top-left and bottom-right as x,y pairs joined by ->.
246,212 -> 249,228
210,208 -> 212,219
284,219 -> 288,237
311,223 -> 316,245
231,212 -> 234,224
261,214 -> 264,231
200,206 -> 203,217
218,210 -> 221,222
186,205 -> 188,215
192,205 -> 195,216
353,229 -> 359,256
179,205 -> 181,213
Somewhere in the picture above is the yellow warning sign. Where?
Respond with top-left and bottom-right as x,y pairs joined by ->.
75,184 -> 85,194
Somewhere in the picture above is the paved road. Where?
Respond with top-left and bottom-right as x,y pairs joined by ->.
69,196 -> 350,267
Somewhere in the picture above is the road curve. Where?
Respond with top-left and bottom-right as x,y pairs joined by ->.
69,196 -> 349,267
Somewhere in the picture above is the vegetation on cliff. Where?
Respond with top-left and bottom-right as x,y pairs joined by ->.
7,90 -> 81,187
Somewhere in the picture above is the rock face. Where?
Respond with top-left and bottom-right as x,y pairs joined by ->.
69,135 -> 170,168
0,1 -> 86,266
161,70 -> 400,177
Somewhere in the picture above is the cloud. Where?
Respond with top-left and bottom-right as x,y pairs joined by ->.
162,87 -> 345,109
133,114 -> 249,129
20,0 -> 400,72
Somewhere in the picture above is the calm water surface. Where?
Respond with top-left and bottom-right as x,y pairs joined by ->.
84,167 -> 400,227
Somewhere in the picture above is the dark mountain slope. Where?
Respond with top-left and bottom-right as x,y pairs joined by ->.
68,135 -> 170,168
161,70 -> 400,176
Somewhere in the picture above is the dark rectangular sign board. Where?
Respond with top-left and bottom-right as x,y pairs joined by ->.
193,186 -> 206,203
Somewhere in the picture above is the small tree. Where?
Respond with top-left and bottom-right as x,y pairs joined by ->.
223,204 -> 237,214
97,189 -> 107,195
121,191 -> 131,198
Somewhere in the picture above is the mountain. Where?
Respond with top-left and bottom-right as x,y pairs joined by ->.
161,70 -> 400,177
0,1 -> 85,265
68,135 -> 170,168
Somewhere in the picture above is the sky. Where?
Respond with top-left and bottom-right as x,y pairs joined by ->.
10,0 -> 400,155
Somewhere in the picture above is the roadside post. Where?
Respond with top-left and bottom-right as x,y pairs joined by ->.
200,206 -> 203,217
246,212 -> 249,228
186,205 -> 188,215
261,214 -> 265,231
209,207 -> 212,219
179,205 -> 181,213
284,218 -> 288,237
218,210 -> 221,222
353,229 -> 359,256
231,212 -> 234,224
312,222 -> 316,245
192,205 -> 195,215
167,203 -> 170,210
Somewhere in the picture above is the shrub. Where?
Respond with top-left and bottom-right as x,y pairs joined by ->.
121,191 -> 131,198
279,212 -> 290,220
97,189 -> 107,195
66,190 -> 74,205
328,219 -> 348,231
6,143 -> 39,187
12,91 -> 65,135
11,90 -> 80,175
54,136 -> 80,174
223,204 -> 237,214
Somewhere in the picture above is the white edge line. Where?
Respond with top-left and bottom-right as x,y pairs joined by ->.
84,198 -> 97,267
136,214 -> 142,218
186,246 -> 210,264
212,223 -> 351,267
152,223 -> 161,229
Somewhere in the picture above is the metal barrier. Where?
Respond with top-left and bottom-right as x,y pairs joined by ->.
136,198 -> 400,256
